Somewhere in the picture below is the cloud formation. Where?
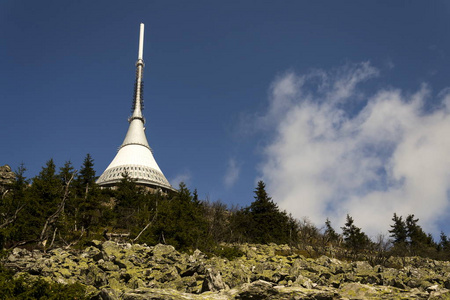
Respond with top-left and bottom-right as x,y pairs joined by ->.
259,62 -> 450,237
224,158 -> 240,188
170,171 -> 192,189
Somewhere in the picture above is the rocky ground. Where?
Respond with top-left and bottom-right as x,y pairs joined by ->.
3,241 -> 450,299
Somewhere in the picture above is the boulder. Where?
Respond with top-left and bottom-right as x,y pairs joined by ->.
4,241 -> 450,300
235,280 -> 277,300
0,165 -> 15,193
201,267 -> 229,292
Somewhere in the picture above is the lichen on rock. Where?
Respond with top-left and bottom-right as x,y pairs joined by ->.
3,241 -> 450,299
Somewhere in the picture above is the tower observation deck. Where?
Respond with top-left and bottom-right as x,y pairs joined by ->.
97,23 -> 175,193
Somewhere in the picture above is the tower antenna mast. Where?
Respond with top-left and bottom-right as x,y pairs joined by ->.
97,23 -> 174,193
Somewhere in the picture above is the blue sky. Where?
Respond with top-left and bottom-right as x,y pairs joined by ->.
2,1 -> 450,237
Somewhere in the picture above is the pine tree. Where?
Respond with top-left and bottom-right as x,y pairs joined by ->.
388,213 -> 407,245
12,163 -> 28,201
439,232 -> 450,255
324,218 -> 340,244
151,183 -> 210,250
77,154 -> 96,198
405,214 -> 436,256
75,155 -> 101,234
113,171 -> 143,231
341,214 -> 370,253
59,161 -> 75,186
245,181 -> 294,244
56,161 -> 77,240
32,159 -> 61,204
0,164 -> 28,248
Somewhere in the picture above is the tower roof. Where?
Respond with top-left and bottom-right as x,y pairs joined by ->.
97,23 -> 174,192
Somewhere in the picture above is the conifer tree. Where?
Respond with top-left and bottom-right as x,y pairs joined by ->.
405,214 -> 436,256
389,213 -> 407,245
341,214 -> 370,252
113,171 -> 142,230
57,161 -> 77,239
0,164 -> 28,248
11,163 -> 28,201
59,161 -> 75,186
77,154 -> 96,198
324,218 -> 340,244
32,159 -> 61,204
439,232 -> 450,254
151,183 -> 210,250
75,154 -> 101,234
18,159 -> 63,242
244,181 -> 294,244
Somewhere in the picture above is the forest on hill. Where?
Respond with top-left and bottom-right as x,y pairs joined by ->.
0,154 -> 449,262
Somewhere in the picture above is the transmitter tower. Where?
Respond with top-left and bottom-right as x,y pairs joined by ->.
97,23 -> 174,193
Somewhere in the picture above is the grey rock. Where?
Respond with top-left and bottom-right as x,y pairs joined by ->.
4,241 -> 450,300
0,165 -> 15,192
201,267 -> 229,292
235,280 -> 277,300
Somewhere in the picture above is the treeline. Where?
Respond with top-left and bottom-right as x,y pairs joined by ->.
1,155 -> 449,262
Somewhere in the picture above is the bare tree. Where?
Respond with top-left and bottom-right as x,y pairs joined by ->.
40,171 -> 76,248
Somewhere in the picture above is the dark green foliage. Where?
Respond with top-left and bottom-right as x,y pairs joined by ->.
59,161 -> 75,186
234,181 -> 298,245
10,159 -> 64,244
77,154 -> 96,188
341,214 -> 370,253
72,155 -> 103,236
324,218 -> 340,244
11,163 -> 28,201
405,214 -> 437,256
438,232 -> 450,258
148,183 -> 211,251
113,171 -> 144,230
388,213 -> 440,258
32,159 -> 61,203
0,164 -> 28,249
2,157 -> 449,267
389,213 -> 407,245
439,232 -> 449,250
0,266 -> 87,299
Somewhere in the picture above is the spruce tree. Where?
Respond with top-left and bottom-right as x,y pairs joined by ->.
324,218 -> 340,244
245,181 -> 293,244
59,161 -> 75,186
77,154 -> 96,197
151,183 -> 210,250
341,214 -> 370,252
389,213 -> 407,245
75,154 -> 100,234
405,214 -> 436,256
439,232 -> 450,255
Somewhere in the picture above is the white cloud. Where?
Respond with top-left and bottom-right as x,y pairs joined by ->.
259,62 -> 450,237
170,170 -> 192,188
224,158 -> 240,188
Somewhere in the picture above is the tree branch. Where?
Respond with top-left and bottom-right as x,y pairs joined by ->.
40,172 -> 76,243
0,204 -> 25,229
133,199 -> 158,243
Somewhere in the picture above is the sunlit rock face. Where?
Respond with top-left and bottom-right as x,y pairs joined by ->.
5,241 -> 450,299
0,165 -> 15,194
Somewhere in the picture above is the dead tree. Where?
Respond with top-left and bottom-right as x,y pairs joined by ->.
40,172 -> 76,246
133,199 -> 158,243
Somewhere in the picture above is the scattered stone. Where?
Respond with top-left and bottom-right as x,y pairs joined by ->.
3,241 -> 450,299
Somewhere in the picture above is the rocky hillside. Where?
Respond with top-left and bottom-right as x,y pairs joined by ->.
3,241 -> 450,299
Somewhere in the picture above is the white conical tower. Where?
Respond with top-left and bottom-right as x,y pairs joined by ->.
97,23 -> 174,192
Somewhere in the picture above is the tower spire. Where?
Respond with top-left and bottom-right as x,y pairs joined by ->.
131,23 -> 145,122
97,23 -> 174,192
